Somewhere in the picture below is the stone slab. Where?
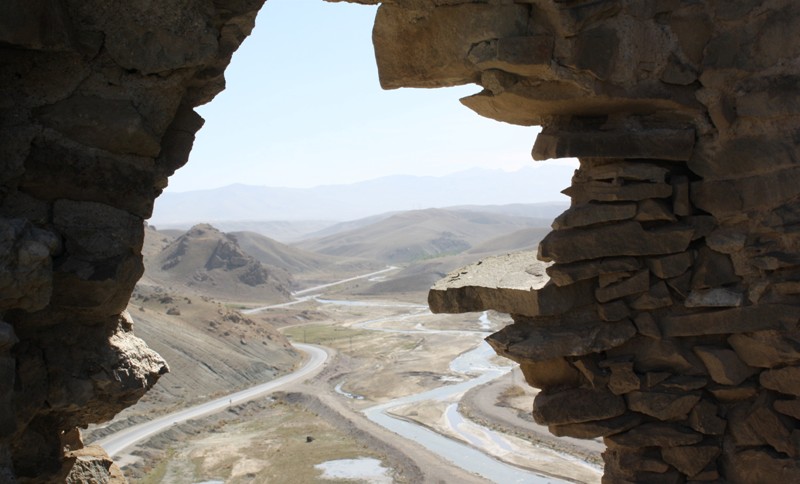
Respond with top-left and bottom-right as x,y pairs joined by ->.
428,251 -> 595,317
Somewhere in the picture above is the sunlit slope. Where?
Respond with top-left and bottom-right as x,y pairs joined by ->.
294,208 -> 546,263
144,224 -> 293,303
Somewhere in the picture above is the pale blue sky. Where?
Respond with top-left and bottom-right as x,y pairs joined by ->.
166,0 -> 570,193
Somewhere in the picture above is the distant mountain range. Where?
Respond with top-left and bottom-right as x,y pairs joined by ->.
151,166 -> 575,226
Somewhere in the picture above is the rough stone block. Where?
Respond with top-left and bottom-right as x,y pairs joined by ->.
539,221 -> 694,264
774,399 -> 800,420
606,423 -> 703,448
761,367 -> 800,396
689,400 -> 726,435
546,257 -> 640,287
37,95 -> 161,157
596,269 -> 650,303
487,317 -> 637,363
598,300 -> 631,322
550,413 -> 643,439
671,174 -> 692,216
685,288 -> 745,308
728,330 -> 800,368
428,252 -> 594,317
661,445 -> 720,479
468,35 -> 554,77
691,247 -> 739,289
606,361 -> 641,395
582,162 -> 671,183
635,198 -> 677,222
660,304 -> 796,337
373,4 -> 529,89
729,398 -> 797,457
647,251 -> 693,279
519,358 -> 582,391
691,166 -> 800,219
532,127 -> 695,161
707,383 -> 759,402
533,387 -> 626,425
634,312 -> 662,338
626,391 -> 701,421
563,180 -> 674,204
608,336 -> 702,374
723,449 -> 800,483
629,281 -> 673,310
693,346 -> 757,385
551,202 -> 637,230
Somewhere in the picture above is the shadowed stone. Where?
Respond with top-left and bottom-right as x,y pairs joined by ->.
662,445 -> 720,478
636,199 -> 677,222
774,399 -> 800,420
626,391 -> 701,421
596,270 -> 650,303
550,413 -> 643,439
532,128 -> 696,161
761,367 -> 800,396
694,346 -> 757,385
539,221 -> 694,264
606,423 -> 703,448
551,202 -> 637,230
533,387 -> 626,425
660,305 -> 797,337
728,330 -> 800,368
487,318 -> 637,363
629,280 -> 673,310
689,400 -> 727,435
647,252 -> 693,279
724,449 -> 800,483
563,180 -> 674,203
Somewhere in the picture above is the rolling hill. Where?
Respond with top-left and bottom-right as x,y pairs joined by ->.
294,207 -> 551,264
145,224 -> 293,303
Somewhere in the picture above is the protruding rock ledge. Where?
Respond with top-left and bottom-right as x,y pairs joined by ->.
428,251 -> 594,317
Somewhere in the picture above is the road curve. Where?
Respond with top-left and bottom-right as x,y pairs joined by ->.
95,343 -> 328,457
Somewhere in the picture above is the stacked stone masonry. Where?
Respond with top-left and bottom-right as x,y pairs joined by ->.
1,0 -> 266,481
419,1 -> 800,483
2,0 -> 800,482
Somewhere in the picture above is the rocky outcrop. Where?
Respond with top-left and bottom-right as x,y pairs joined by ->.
1,0 -> 264,480
421,1 -> 800,482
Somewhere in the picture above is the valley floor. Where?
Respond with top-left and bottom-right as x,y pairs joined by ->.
95,286 -> 603,484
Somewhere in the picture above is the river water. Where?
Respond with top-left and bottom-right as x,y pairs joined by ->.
315,298 -> 572,484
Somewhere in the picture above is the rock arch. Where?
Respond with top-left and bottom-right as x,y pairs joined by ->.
1,0 -> 799,482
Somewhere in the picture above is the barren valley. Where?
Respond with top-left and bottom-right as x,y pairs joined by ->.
87,204 -> 602,484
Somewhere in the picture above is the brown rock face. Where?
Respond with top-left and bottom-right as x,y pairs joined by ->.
4,0 -> 800,482
1,0 -> 263,480
416,1 -> 800,482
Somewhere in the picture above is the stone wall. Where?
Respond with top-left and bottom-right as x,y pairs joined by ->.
420,1 -> 800,482
0,0 -> 265,480
2,0 -> 799,481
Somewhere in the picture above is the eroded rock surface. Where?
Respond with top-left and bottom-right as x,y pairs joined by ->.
1,0 -> 264,480
421,1 -> 800,482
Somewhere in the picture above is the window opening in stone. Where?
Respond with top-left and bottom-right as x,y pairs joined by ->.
83,1 -> 588,483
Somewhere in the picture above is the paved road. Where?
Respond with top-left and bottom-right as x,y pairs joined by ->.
95,344 -> 328,458
243,266 -> 399,314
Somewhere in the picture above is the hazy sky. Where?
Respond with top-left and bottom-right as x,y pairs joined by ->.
166,0 -> 571,193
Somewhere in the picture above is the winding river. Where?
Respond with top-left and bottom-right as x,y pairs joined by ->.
316,297 -> 579,484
